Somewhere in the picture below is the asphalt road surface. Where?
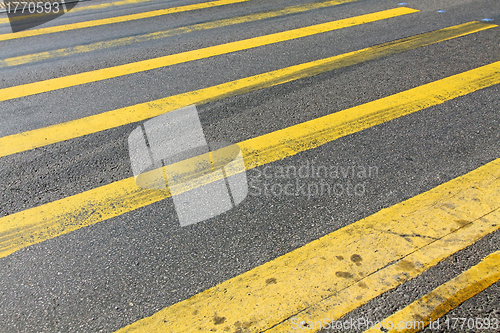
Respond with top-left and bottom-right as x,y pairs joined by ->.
0,0 -> 499,332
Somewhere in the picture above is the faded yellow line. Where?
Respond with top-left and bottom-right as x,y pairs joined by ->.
0,0 -> 168,25
114,162 -> 500,332
0,21 -> 494,158
0,0 -> 249,41
0,0 -> 360,67
362,251 -> 500,333
0,7 -> 418,100
1,57 -> 500,259
268,213 -> 500,332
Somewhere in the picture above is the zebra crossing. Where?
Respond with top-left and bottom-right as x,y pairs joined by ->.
1,0 -> 499,332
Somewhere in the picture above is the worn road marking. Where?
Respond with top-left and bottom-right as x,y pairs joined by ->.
1,59 -> 499,259
0,0 -> 360,67
0,21 -> 495,158
362,251 -> 500,333
0,7 -> 418,99
0,0 -> 249,41
268,215 -> 500,332
113,160 -> 500,332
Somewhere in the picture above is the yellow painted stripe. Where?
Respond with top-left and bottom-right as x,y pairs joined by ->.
0,0 -> 360,67
0,21 -> 494,158
114,162 -> 500,332
1,57 -> 500,259
0,0 -> 168,25
267,211 -> 500,332
0,7 -> 418,100
0,0 -> 249,41
362,251 -> 500,333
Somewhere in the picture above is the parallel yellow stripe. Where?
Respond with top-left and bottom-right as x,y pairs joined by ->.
0,7 -> 418,101
0,21 -> 494,158
0,0 -> 360,67
240,58 -> 500,170
0,0 -> 249,41
115,167 -> 500,332
267,211 -> 500,332
362,251 -> 500,333
1,58 -> 499,260
0,0 -> 165,25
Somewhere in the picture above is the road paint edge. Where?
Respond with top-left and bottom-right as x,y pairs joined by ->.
362,250 -> 500,333
269,211 -> 500,332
